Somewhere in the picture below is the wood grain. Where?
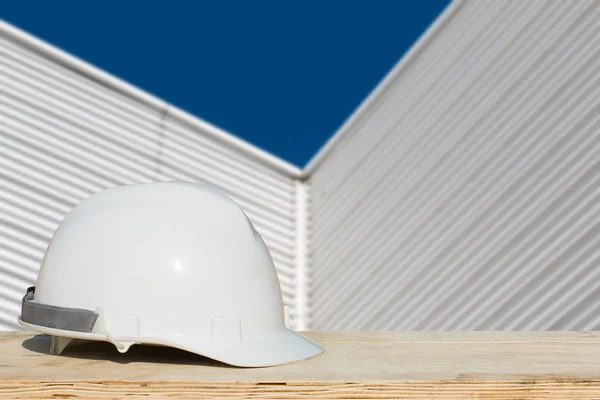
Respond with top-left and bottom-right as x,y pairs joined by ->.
0,331 -> 598,399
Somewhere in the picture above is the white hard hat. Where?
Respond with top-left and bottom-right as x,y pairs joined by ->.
19,182 -> 323,367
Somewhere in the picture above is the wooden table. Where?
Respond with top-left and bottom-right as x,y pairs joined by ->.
0,331 -> 598,399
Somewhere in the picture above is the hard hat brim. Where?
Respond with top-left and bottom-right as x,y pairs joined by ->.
18,318 -> 323,367
162,329 -> 324,367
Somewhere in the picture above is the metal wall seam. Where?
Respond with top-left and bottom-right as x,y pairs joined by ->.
293,180 -> 309,330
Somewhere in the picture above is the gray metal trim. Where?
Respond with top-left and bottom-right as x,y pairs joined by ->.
20,287 -> 99,332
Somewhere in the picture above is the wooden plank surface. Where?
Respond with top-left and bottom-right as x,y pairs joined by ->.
0,331 -> 599,399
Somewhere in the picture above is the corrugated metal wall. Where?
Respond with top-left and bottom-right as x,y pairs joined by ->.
308,0 -> 599,330
1,0 -> 598,334
0,23 -> 302,331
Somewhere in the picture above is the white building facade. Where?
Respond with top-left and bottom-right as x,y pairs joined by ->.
1,0 -> 598,331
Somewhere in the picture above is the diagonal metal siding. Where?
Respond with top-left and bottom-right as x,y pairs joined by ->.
1,0 -> 598,334
0,23 -> 303,331
308,0 -> 599,330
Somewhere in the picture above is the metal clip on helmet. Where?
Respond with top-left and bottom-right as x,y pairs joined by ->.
19,182 -> 323,367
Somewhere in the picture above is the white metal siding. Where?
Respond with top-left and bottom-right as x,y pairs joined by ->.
2,0 -> 598,334
308,0 -> 599,330
0,24 -> 302,330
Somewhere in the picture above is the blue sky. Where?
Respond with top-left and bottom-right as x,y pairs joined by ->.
2,1 -> 449,166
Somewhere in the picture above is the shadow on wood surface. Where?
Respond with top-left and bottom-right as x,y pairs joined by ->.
21,334 -> 234,368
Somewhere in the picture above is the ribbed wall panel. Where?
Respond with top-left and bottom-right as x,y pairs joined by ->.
0,31 -> 160,331
309,0 -> 599,330
2,0 -> 597,334
0,25 -> 301,330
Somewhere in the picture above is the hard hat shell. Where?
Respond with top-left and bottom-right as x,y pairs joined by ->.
18,182 -> 323,367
